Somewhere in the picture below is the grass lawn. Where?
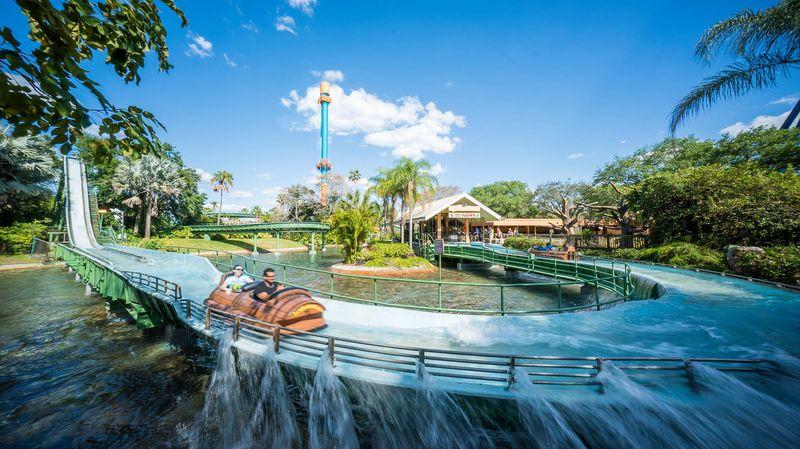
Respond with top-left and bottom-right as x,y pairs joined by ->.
159,237 -> 305,253
0,254 -> 45,265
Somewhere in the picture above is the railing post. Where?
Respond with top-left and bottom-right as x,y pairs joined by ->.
507,356 -> 516,388
373,278 -> 378,305
273,327 -> 281,353
557,283 -> 563,312
186,301 -> 192,320
283,265 -> 287,284
327,337 -> 335,365
233,317 -> 241,341
329,272 -> 334,299
437,282 -> 443,311
500,286 -> 505,316
204,307 -> 211,330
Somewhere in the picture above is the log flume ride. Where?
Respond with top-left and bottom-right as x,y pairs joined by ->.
205,286 -> 327,333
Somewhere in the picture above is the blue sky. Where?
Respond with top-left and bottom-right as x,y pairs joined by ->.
4,0 -> 799,211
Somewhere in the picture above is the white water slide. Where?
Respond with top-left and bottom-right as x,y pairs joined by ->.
64,156 -> 100,250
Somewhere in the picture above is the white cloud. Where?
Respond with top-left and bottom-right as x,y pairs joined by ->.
186,33 -> 213,58
445,81 -> 454,88
281,83 -> 465,160
229,190 -> 254,199
194,168 -> 214,183
719,110 -> 790,136
275,15 -> 297,35
223,54 -> 237,67
619,140 -> 627,144
84,124 -> 100,137
288,0 -> 317,15
219,203 -> 248,212
256,172 -> 272,180
566,153 -> 584,160
242,20 -> 259,33
310,69 -> 344,82
769,95 -> 798,105
427,163 -> 446,176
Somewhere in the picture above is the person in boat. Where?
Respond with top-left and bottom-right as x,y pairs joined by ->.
219,265 -> 253,293
250,267 -> 285,301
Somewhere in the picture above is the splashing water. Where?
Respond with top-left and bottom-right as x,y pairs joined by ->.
308,349 -> 358,449
241,345 -> 300,448
414,362 -> 497,449
511,367 -> 586,449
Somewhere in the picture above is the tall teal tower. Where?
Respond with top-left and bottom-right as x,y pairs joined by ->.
316,81 -> 332,206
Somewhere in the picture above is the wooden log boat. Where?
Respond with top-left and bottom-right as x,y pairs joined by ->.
205,286 -> 326,333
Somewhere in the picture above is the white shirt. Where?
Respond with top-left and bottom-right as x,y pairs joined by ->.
224,273 -> 253,291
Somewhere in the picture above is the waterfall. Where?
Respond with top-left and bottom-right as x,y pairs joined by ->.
241,345 -> 300,448
414,362 -> 496,449
308,349 -> 358,449
189,332 -> 248,449
84,284 -> 92,296
511,367 -> 586,449
628,272 -> 665,300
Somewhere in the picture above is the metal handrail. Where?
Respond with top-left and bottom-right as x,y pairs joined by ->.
177,298 -> 770,389
159,244 -> 635,315
122,271 -> 182,300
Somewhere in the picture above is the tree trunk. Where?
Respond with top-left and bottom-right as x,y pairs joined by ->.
399,200 -> 405,243
217,190 -> 223,225
144,193 -> 154,239
133,205 -> 142,236
407,182 -> 414,246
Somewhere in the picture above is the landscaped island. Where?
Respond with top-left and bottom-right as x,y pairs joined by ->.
330,242 -> 435,277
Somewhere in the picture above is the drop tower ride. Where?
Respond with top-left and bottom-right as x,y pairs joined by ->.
316,81 -> 332,206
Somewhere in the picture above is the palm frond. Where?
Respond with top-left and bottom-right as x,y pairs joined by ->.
669,52 -> 800,134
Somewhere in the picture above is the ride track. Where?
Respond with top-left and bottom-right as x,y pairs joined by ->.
42,157 -> 793,400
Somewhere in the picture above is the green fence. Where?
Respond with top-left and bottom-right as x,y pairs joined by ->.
162,244 -> 633,315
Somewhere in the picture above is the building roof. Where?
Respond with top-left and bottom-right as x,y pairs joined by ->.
485,218 -> 562,227
399,193 -> 502,222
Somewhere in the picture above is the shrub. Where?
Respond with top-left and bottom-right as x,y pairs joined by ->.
169,226 -> 194,239
0,220 -> 50,254
126,236 -> 166,250
590,242 -> 728,272
503,235 -> 547,251
365,242 -> 413,259
736,245 -> 800,286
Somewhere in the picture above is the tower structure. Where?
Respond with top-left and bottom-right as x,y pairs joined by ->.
316,81 -> 332,206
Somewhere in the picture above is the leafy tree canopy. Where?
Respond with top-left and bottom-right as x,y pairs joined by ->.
0,129 -> 58,225
630,164 -> 800,248
1,0 -> 187,158
470,181 -> 538,218
594,127 -> 800,185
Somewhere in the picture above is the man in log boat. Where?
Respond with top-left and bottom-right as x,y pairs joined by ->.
219,265 -> 254,293
250,267 -> 285,301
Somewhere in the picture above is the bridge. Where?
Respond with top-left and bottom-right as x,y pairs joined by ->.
187,221 -> 330,254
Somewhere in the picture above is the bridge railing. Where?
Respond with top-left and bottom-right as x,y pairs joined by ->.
177,298 -> 770,390
122,271 -> 182,301
161,244 -> 633,315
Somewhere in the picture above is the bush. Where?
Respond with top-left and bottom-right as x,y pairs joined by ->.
126,236 -> 166,250
365,242 -> 413,259
168,226 -> 194,239
503,235 -> 547,251
0,220 -> 50,254
592,242 -> 728,272
736,245 -> 800,286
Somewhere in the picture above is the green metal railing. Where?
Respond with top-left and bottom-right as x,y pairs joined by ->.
187,221 -> 330,234
160,243 -> 634,315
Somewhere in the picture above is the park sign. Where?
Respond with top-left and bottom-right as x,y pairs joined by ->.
434,239 -> 444,255
448,212 -> 481,219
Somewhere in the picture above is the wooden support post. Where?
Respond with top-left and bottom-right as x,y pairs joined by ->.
273,327 -> 281,353
465,218 -> 470,243
327,337 -> 335,365
204,307 -> 211,329
186,301 -> 192,320
233,317 -> 241,341
436,213 -> 442,239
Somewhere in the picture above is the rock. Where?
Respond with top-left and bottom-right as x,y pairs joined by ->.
726,245 -> 765,274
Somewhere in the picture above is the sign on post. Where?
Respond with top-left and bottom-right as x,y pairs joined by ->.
434,239 -> 444,255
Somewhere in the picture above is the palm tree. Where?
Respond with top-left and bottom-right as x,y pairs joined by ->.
393,158 -> 438,246
0,130 -> 57,225
210,170 -> 233,225
348,169 -> 361,183
670,1 -> 800,133
369,168 -> 402,238
328,190 -> 379,263
112,154 -> 183,238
